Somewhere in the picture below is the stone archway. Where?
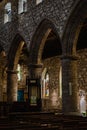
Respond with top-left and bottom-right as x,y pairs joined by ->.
62,0 -> 87,114
29,19 -> 62,111
62,0 -> 87,54
29,19 -> 62,63
29,19 -> 62,77
7,34 -> 28,102
0,45 -> 6,101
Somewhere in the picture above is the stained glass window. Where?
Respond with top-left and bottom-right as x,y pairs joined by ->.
41,68 -> 49,99
45,72 -> 49,97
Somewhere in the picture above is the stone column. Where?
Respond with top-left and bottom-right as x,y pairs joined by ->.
61,55 -> 78,114
0,67 -> 3,101
7,70 -> 18,102
28,63 -> 43,109
0,55 -> 7,101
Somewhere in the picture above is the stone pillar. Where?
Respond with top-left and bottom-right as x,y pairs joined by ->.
61,55 -> 78,114
7,70 -> 18,102
28,63 -> 43,78
28,63 -> 43,109
0,67 -> 3,101
0,55 -> 7,101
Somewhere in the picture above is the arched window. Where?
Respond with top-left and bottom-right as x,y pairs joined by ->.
36,0 -> 43,5
41,68 -> 49,99
18,0 -> 27,14
4,2 -> 11,24
17,64 -> 21,81
45,72 -> 49,97
59,66 -> 62,98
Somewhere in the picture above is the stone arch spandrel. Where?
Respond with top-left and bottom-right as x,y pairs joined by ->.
62,0 -> 87,55
29,19 -> 62,64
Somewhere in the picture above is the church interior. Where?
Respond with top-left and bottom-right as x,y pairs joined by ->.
0,0 -> 87,129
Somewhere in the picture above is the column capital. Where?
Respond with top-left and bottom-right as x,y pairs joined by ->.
6,70 -> 18,74
61,55 -> 79,60
28,63 -> 43,68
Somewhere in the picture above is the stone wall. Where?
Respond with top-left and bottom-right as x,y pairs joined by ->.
42,56 -> 61,92
0,0 -> 18,54
18,0 -> 75,44
42,56 -> 62,111
77,49 -> 87,91
0,0 -> 75,54
42,48 -> 87,111
43,48 -> 87,91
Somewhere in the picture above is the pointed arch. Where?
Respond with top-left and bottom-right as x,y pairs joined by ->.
7,33 -> 26,70
62,0 -> 87,55
29,18 -> 62,64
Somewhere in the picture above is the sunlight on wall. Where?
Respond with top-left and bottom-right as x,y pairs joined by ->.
17,64 -> 21,81
59,66 -> 62,98
41,68 -> 49,99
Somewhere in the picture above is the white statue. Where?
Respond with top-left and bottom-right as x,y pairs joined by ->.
80,95 -> 86,117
